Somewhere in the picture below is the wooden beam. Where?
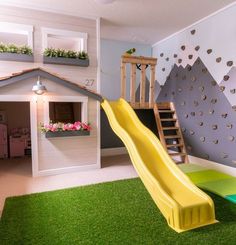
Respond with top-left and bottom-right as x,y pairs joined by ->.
149,64 -> 155,108
121,55 -> 157,66
121,62 -> 126,99
140,64 -> 146,107
130,64 -> 136,106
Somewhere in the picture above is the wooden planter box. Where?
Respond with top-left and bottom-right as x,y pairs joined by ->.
43,56 -> 89,67
0,53 -> 34,62
45,130 -> 90,138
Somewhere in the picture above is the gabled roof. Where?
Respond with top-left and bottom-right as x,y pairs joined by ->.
0,67 -> 103,102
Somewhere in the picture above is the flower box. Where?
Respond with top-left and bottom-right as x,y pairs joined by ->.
43,56 -> 89,67
0,53 -> 34,62
45,130 -> 90,138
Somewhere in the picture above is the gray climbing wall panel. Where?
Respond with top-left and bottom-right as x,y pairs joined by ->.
157,57 -> 236,167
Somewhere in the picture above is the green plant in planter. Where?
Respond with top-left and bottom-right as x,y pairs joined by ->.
0,42 -> 33,55
78,51 -> 88,60
43,47 -> 88,60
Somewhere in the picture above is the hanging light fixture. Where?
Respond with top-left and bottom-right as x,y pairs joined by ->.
32,76 -> 47,95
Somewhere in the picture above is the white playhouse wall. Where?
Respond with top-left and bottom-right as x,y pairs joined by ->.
0,6 -> 100,176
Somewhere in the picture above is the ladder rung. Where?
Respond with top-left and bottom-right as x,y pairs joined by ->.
164,135 -> 181,139
160,118 -> 177,122
162,127 -> 179,130
169,152 -> 186,156
174,161 -> 185,164
158,110 -> 175,113
166,144 -> 183,148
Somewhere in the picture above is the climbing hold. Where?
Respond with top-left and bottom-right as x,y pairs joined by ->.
200,137 -> 205,142
198,122 -> 204,126
188,55 -> 193,59
230,89 -> 236,94
221,153 -> 228,159
178,88 -> 182,92
160,53 -> 164,57
221,113 -> 228,118
228,136 -> 234,141
187,66 -> 192,71
220,86 -> 225,92
181,45 -> 185,51
180,101 -> 185,106
211,80 -> 217,86
213,140 -> 219,144
196,59 -> 200,65
184,114 -> 189,118
189,85 -> 194,91
165,57 -> 169,61
162,68 -> 165,72
189,130 -> 195,135
227,61 -> 233,67
223,75 -> 230,81
202,68 -> 208,73
190,112 -> 195,116
193,101 -> 199,107
191,29 -> 196,35
191,76 -> 196,82
211,99 -> 217,104
207,49 -> 212,54
212,125 -> 218,130
195,46 -> 200,51
173,54 -> 178,58
201,95 -> 207,100
199,86 -> 204,92
209,109 -> 214,114
216,57 -> 222,63
182,127 -> 186,132
227,124 -> 233,129
171,91 -> 175,95
164,93 -> 168,97
232,105 -> 236,111
199,111 -> 204,116
178,59 -> 182,64
166,75 -> 171,81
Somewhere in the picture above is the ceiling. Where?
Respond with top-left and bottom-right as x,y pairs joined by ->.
0,0 -> 235,45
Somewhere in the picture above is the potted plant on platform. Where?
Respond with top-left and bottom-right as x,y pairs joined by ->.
40,121 -> 91,138
43,48 -> 89,67
0,42 -> 33,62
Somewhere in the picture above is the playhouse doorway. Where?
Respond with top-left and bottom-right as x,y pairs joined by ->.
0,101 -> 32,176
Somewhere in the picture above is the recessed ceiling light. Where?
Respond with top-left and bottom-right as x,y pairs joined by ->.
94,0 -> 116,4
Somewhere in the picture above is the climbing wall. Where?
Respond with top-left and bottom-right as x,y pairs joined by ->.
157,57 -> 236,167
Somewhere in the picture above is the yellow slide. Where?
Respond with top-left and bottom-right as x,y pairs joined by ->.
101,98 -> 217,232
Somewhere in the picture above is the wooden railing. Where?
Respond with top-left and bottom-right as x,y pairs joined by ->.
120,55 -> 157,109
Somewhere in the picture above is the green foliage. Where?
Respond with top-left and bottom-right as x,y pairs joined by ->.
0,42 -> 33,55
43,47 -> 88,60
1,178 -> 236,244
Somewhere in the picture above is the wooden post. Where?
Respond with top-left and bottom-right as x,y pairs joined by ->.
140,64 -> 146,107
149,64 -> 155,108
121,62 -> 126,99
130,64 -> 136,106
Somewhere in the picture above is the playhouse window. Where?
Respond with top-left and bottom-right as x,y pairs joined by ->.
0,22 -> 33,48
49,102 -> 82,124
42,27 -> 87,52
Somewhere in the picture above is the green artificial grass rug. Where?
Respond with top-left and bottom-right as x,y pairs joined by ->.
1,178 -> 236,245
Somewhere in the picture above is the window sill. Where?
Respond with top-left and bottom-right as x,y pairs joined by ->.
0,53 -> 34,62
43,56 -> 89,67
45,130 -> 90,138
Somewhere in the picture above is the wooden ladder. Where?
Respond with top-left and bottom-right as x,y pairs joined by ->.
153,102 -> 189,164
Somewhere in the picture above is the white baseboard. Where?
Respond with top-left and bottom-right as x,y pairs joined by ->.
37,163 -> 100,177
101,147 -> 127,157
188,155 -> 236,177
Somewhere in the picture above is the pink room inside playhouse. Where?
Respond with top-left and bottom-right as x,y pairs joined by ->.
0,102 -> 32,172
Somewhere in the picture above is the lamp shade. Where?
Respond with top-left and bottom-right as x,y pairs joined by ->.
32,78 -> 47,95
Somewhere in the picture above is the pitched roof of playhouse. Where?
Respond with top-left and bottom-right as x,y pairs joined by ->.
0,67 -> 103,101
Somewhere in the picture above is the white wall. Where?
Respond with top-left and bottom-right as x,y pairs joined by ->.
152,3 -> 236,86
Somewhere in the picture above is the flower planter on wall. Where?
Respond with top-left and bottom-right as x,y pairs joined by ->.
43,56 -> 89,67
0,53 -> 34,62
45,130 -> 90,138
